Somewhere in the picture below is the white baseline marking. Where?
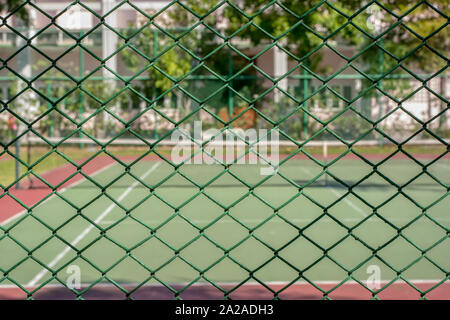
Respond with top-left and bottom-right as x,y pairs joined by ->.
27,162 -> 162,287
1,162 -> 116,226
99,216 -> 450,226
434,163 -> 450,169
1,278 -> 449,290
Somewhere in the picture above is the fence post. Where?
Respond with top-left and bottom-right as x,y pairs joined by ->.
47,83 -> 53,137
153,29 -> 159,140
377,39 -> 383,145
228,47 -> 233,128
14,17 -> 35,189
303,68 -> 309,139
79,30 -> 85,149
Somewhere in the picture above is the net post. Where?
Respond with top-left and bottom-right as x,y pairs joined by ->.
323,141 -> 328,186
26,130 -> 33,189
47,83 -> 54,137
14,138 -> 20,190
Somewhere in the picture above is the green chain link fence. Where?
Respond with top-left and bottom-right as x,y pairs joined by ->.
0,0 -> 449,299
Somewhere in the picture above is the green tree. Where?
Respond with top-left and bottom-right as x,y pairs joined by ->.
32,60 -> 115,138
225,0 -> 365,70
120,0 -> 267,124
0,0 -> 29,22
360,1 -> 449,137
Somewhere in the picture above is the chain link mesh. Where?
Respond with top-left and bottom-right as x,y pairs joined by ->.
0,0 -> 449,299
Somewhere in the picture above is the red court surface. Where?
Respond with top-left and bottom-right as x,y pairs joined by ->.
1,281 -> 449,300
0,156 -> 115,225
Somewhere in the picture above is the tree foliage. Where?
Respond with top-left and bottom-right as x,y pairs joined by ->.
0,0 -> 29,23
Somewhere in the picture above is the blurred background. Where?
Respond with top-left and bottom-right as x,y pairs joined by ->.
0,0 -> 448,186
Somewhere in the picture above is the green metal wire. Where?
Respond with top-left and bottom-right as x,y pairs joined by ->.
0,0 -> 448,300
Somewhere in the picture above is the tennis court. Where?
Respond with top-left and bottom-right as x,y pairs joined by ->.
1,149 -> 449,298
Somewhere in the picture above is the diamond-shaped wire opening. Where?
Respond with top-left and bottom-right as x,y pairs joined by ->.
131,236 -> 175,272
381,24 -> 422,60
328,236 -> 373,270
377,107 -> 424,142
302,255 -> 349,283
54,4 -> 99,39
377,194 -> 423,228
253,214 -> 299,248
327,109 -> 374,142
31,68 -> 77,99
229,23 -> 273,51
351,216 -> 397,249
351,3 -> 396,38
177,23 -> 226,61
379,237 -> 421,270
401,46 -> 448,77
253,181 -> 300,209
403,3 -> 448,38
203,172 -> 249,206
351,173 -> 398,208
402,216 -> 447,249
425,237 -> 450,272
55,47 -> 101,80
179,66 -> 227,102
106,255 -> 153,283
303,214 -> 348,248
152,2 -> 199,38
6,257 -> 48,286
57,258 -> 103,289
181,236 -> 225,270
426,108 -> 450,141
154,256 -> 200,283
403,175 -> 448,208
328,25 -> 372,58
308,45 -> 350,76
83,236 -> 127,271
82,108 -> 123,139
204,256 -> 248,284
228,194 -> 273,229
204,214 -> 249,250
254,258 -> 299,285
401,86 -> 445,122
179,194 -> 223,227
0,234 -> 29,272
116,41 -> 152,76
105,2 -> 149,38
400,259 -> 446,289
228,236 -> 274,270
152,45 -> 193,84
301,2 -> 349,39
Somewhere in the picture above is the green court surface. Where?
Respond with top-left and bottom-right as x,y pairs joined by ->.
1,157 -> 450,288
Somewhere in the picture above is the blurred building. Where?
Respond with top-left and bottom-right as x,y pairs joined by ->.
0,0 -> 448,140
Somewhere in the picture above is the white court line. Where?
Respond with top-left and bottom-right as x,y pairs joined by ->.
328,187 -> 368,218
300,168 -> 368,218
27,162 -> 162,287
99,216 -> 450,226
434,163 -> 450,169
0,162 -> 117,226
1,278 -> 449,290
